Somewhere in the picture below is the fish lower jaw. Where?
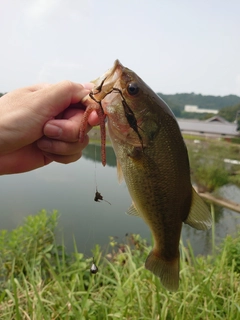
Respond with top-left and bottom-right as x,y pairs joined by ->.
108,127 -> 146,151
107,124 -> 131,145
81,94 -> 92,104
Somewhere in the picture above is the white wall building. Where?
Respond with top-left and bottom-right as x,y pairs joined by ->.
184,105 -> 218,114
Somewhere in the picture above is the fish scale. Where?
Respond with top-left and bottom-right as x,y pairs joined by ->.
80,60 -> 212,291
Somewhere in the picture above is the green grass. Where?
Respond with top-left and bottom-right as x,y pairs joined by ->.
182,134 -> 207,141
185,138 -> 240,191
89,130 -> 240,192
0,210 -> 240,319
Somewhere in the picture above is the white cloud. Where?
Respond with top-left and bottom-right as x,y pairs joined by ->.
38,59 -> 84,82
23,0 -> 93,22
236,74 -> 240,96
24,0 -> 58,19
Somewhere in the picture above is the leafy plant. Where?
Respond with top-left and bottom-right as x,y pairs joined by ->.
186,139 -> 240,191
0,211 -> 240,319
0,209 -> 58,283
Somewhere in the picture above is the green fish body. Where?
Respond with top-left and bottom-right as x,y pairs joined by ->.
88,60 -> 212,291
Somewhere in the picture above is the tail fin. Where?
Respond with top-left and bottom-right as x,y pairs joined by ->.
145,250 -> 179,291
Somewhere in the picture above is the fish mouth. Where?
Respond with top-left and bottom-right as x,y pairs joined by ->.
106,59 -> 124,81
90,60 -> 124,102
89,60 -> 144,150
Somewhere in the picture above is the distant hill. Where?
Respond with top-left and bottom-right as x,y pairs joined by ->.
1,90 -> 240,110
1,91 -> 240,121
218,103 -> 240,122
157,92 -> 240,110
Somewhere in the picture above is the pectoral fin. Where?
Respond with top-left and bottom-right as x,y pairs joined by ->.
126,202 -> 141,217
184,188 -> 212,230
117,160 -> 124,183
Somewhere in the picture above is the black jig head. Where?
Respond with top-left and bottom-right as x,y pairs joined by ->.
94,189 -> 111,205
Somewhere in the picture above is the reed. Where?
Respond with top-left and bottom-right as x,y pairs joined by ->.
0,210 -> 239,319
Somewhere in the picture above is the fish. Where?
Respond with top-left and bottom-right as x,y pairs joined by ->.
80,60 -> 212,291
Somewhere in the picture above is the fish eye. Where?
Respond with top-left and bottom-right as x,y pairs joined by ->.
127,82 -> 139,96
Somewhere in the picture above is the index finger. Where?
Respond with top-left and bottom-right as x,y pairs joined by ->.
36,81 -> 92,118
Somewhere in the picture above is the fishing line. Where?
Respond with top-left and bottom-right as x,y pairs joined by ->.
94,143 -> 98,189
85,144 -> 100,274
80,145 -> 98,273
81,209 -> 99,274
93,145 -> 102,201
85,129 -> 112,274
93,144 -> 111,205
82,217 -> 95,254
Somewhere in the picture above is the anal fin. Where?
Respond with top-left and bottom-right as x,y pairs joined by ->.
126,202 -> 141,217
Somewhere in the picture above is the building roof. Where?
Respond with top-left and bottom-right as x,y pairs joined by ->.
177,118 -> 239,136
205,116 -> 230,123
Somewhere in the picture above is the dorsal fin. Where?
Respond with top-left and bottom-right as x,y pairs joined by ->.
184,188 -> 212,230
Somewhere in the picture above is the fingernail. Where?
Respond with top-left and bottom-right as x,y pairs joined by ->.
38,139 -> 52,150
44,124 -> 62,138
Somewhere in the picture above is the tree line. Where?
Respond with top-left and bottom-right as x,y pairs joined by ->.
1,91 -> 240,124
158,92 -> 240,110
157,92 -> 240,122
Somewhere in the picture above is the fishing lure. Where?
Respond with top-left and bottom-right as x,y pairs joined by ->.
90,257 -> 99,274
94,189 -> 111,205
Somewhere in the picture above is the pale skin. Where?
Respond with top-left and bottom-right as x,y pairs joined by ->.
0,80 -> 99,175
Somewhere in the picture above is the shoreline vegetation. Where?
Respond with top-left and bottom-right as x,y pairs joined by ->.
0,210 -> 240,319
1,128 -> 240,318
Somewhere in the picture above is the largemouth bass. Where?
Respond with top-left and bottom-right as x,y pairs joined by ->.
80,60 -> 212,291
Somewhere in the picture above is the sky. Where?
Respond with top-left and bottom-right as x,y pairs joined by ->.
1,0 -> 240,96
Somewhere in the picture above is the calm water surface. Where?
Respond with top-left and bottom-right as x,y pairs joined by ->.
1,144 -> 240,257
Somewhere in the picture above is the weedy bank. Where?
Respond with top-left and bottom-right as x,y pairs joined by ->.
0,210 -> 239,319
185,137 -> 240,191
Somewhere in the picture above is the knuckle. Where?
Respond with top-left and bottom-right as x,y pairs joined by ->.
61,80 -> 74,92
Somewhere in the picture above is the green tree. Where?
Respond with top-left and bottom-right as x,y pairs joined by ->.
236,110 -> 240,131
157,92 -> 240,110
218,103 -> 240,122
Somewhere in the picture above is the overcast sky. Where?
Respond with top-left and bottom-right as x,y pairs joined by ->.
1,0 -> 239,96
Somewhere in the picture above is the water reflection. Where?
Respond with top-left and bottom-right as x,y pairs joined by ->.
0,144 -> 239,257
82,144 -> 116,167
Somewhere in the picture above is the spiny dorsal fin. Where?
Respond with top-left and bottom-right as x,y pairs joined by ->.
117,160 -> 124,184
126,202 -> 141,217
184,188 -> 212,230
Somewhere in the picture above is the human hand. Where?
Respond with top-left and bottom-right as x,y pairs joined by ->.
0,81 -> 99,174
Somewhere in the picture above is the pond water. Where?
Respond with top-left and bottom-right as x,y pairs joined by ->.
1,144 -> 240,257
